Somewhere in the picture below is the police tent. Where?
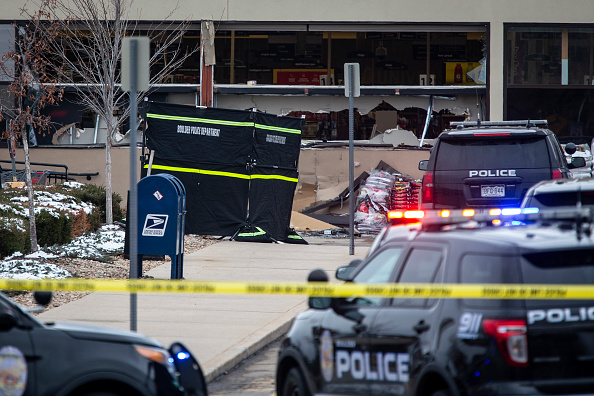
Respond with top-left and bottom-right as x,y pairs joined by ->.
141,101 -> 306,244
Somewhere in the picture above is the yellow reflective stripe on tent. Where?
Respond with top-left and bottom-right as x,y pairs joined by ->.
146,164 -> 298,183
237,227 -> 266,237
255,123 -> 301,135
288,234 -> 304,239
251,174 -> 298,183
146,113 -> 254,128
147,164 -> 251,180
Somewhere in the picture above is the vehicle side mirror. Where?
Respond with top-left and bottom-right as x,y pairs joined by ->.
307,269 -> 332,310
336,259 -> 362,281
0,311 -> 18,331
565,142 -> 577,155
169,342 -> 208,396
569,157 -> 586,169
418,160 -> 428,171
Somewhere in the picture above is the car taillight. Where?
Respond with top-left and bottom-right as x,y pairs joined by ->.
551,169 -> 563,179
483,319 -> 528,367
422,172 -> 434,204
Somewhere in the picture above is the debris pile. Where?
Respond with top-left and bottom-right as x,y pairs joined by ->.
355,169 -> 421,234
390,177 -> 421,211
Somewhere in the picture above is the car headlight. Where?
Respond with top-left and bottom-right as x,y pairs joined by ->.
134,344 -> 178,381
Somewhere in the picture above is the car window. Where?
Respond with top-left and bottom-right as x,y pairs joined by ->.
521,249 -> 594,308
531,190 -> 594,208
353,247 -> 403,284
460,253 -> 522,308
351,247 -> 403,306
393,248 -> 442,308
435,137 -> 550,169
521,249 -> 594,284
550,134 -> 566,167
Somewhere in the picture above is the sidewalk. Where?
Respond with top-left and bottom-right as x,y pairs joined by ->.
36,235 -> 372,382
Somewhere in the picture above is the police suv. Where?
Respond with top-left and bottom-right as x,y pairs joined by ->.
0,291 -> 207,396
276,207 -> 594,396
418,120 -> 585,210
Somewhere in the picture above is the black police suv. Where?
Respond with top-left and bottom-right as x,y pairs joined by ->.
0,291 -> 207,396
276,208 -> 594,395
418,120 -> 585,210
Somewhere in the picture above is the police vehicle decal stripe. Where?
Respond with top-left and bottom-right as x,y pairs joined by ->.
145,164 -> 298,183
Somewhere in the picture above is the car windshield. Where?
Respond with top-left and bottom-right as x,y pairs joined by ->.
436,137 -> 550,169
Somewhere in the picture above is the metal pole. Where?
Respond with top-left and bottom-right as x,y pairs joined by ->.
348,64 -> 355,255
419,95 -> 434,147
129,40 -> 139,332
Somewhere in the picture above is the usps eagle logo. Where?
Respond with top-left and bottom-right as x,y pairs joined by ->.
142,214 -> 169,237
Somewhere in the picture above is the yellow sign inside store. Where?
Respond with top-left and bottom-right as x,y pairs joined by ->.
3,278 -> 594,300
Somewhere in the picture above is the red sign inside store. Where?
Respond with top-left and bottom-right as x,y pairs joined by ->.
273,69 -> 333,85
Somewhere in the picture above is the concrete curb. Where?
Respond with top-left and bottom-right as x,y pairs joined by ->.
203,300 -> 307,382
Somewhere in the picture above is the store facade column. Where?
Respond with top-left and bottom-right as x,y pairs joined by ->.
489,21 -> 503,121
200,20 -> 215,107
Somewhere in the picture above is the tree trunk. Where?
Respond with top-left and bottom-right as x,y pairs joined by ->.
22,124 -> 38,253
106,132 -> 113,225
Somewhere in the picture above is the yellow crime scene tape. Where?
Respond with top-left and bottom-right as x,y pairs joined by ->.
3,278 -> 594,299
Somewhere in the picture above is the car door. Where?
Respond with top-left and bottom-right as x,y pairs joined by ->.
318,244 -> 406,395
0,298 -> 37,396
369,243 -> 446,396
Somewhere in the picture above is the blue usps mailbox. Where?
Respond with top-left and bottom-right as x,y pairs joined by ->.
137,174 -> 186,279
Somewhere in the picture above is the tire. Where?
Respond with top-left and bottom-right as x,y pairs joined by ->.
430,391 -> 451,396
281,367 -> 309,396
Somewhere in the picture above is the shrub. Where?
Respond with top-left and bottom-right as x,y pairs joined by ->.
0,227 -> 28,258
35,210 -> 72,247
70,184 -> 124,223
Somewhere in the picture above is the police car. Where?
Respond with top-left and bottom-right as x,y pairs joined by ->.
0,291 -> 207,396
418,120 -> 585,210
276,207 -> 594,395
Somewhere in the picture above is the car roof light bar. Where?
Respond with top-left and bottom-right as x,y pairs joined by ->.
389,207 -> 594,230
450,120 -> 548,128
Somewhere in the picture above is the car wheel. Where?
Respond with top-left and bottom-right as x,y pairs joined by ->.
430,390 -> 451,396
282,367 -> 309,396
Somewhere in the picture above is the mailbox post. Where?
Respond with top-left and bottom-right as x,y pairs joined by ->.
137,174 -> 186,279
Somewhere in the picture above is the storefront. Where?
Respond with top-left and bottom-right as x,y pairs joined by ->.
505,25 -> 594,137
157,23 -> 488,142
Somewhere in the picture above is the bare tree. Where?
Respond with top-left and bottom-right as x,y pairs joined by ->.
20,0 -> 200,224
0,15 -> 63,252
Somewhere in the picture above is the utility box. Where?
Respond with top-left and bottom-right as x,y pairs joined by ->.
137,174 -> 186,279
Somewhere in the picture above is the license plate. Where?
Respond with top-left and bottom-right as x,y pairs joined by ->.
481,185 -> 505,197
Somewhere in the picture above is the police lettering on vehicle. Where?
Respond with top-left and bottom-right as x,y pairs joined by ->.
528,306 -> 594,325
335,350 -> 409,382
319,330 -> 410,383
469,170 -> 517,177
